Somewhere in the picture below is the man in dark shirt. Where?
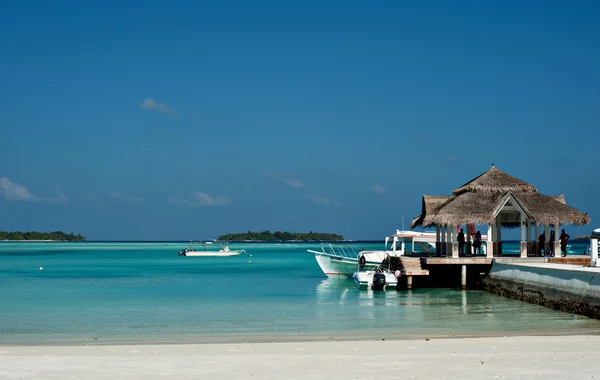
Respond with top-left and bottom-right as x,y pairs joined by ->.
457,228 -> 465,256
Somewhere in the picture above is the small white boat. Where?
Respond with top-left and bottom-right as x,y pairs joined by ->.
352,252 -> 398,290
178,241 -> 248,257
307,244 -> 389,277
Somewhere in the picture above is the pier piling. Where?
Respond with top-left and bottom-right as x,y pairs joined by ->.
461,265 -> 467,289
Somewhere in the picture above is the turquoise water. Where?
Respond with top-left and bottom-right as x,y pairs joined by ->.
1,241 -> 599,345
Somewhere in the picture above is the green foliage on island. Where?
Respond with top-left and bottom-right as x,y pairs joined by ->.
0,231 -> 86,241
218,230 -> 344,241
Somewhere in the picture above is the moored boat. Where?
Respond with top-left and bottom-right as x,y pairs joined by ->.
352,252 -> 398,290
307,244 -> 388,277
178,241 -> 248,257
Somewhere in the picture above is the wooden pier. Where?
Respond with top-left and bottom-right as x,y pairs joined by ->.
391,255 -> 594,290
398,257 -> 429,289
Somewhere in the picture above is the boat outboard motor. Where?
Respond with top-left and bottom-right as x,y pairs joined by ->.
178,248 -> 188,256
373,272 -> 386,290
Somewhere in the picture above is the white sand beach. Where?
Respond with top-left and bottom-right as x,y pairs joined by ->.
1,335 -> 598,379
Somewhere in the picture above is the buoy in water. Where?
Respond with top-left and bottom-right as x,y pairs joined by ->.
39,267 -> 44,271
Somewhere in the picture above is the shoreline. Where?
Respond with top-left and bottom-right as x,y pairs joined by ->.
1,335 -> 599,379
4,326 -> 600,347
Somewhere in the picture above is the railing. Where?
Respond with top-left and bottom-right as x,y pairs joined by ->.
319,243 -> 361,260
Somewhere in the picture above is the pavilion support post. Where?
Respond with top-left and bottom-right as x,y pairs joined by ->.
520,214 -> 527,258
447,225 -> 452,257
535,222 -> 540,255
496,221 -> 502,255
591,238 -> 599,267
435,225 -> 441,257
526,220 -> 532,256
446,225 -> 450,257
554,223 -> 561,257
441,225 -> 446,256
486,223 -> 494,258
466,224 -> 472,256
450,225 -> 459,258
544,224 -> 550,256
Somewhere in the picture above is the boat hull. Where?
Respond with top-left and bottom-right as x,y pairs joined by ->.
352,271 -> 398,290
309,250 -> 387,277
182,250 -> 245,257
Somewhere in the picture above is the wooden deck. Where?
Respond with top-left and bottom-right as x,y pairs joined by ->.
424,257 -> 493,265
423,256 -> 590,266
392,255 -> 595,290
399,257 -> 429,275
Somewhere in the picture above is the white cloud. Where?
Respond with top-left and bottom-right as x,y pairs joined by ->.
139,98 -> 176,114
278,178 -> 304,188
263,172 -> 304,189
169,192 -> 232,207
372,184 -> 387,194
0,177 -> 40,202
48,189 -> 69,204
304,195 -> 341,207
109,191 -> 147,204
0,178 -> 70,204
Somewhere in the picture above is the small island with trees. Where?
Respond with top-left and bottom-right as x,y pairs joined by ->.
218,230 -> 344,241
0,231 -> 87,241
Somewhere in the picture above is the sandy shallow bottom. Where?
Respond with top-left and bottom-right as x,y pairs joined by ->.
1,335 -> 598,379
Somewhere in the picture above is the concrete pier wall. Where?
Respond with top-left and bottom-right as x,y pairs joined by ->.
483,261 -> 600,319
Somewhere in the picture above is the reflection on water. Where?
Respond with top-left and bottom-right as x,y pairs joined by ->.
316,277 -> 352,304
312,278 -> 600,339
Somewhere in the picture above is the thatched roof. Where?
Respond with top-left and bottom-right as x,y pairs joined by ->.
420,191 -> 590,227
452,164 -> 537,195
422,192 -> 506,227
410,195 -> 451,228
518,193 -> 590,226
411,164 -> 590,229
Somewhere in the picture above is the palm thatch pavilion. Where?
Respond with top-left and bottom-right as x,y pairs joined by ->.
410,164 -> 590,258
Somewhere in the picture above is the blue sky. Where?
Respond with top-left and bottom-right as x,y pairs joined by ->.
1,0 -> 599,240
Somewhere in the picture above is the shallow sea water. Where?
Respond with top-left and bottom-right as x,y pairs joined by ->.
1,241 -> 598,344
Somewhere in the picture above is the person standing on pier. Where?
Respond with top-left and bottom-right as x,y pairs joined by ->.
457,228 -> 465,256
473,230 -> 482,255
560,229 -> 570,257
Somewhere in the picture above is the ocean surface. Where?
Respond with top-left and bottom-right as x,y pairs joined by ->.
1,241 -> 599,345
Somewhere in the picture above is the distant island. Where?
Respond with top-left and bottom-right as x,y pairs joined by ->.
0,231 -> 87,241
218,230 -> 344,241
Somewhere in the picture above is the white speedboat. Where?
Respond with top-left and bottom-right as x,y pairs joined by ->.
308,230 -> 437,277
307,244 -> 389,277
352,252 -> 398,290
178,242 -> 248,257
